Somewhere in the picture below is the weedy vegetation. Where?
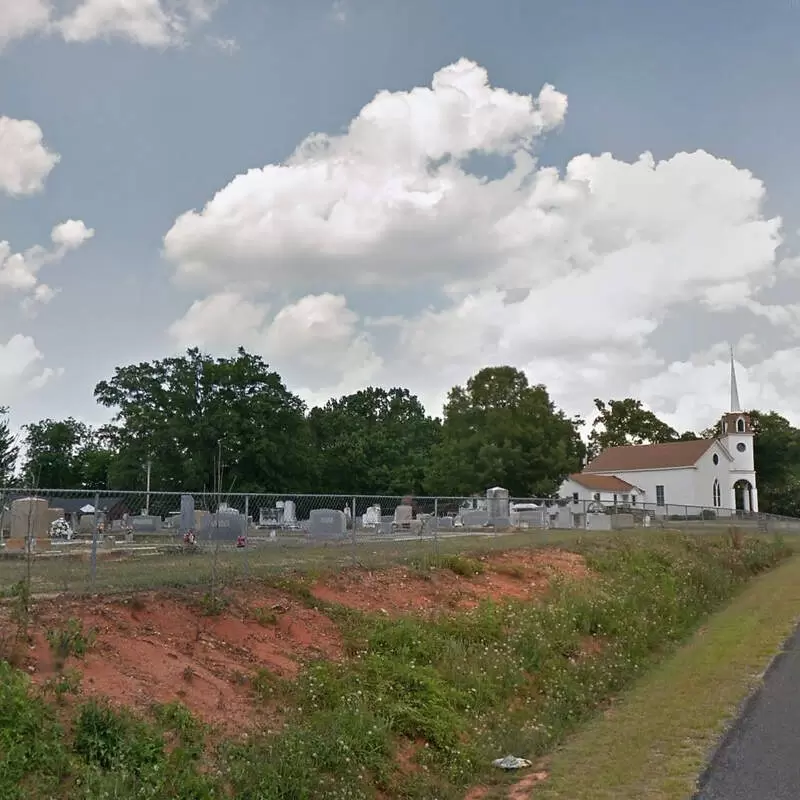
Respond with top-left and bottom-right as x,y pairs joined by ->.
0,533 -> 792,799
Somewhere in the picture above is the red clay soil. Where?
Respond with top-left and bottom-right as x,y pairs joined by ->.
2,547 -> 589,734
310,549 -> 589,616
464,769 -> 549,800
7,589 -> 341,731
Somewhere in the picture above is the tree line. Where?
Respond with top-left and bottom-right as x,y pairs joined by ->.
0,348 -> 797,514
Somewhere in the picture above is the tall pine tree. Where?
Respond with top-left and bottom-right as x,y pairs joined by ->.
0,406 -> 19,485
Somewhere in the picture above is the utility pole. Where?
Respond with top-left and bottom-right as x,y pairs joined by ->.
144,458 -> 152,516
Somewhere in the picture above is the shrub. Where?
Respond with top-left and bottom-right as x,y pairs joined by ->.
0,661 -> 69,799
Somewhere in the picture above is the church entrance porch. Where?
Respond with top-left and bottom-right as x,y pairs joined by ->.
733,479 -> 756,513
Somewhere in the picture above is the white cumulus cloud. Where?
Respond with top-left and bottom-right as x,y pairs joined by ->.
168,291 -> 270,351
0,334 -> 61,404
169,291 -> 382,403
165,59 -> 797,428
163,58 -> 568,290
0,117 -> 60,196
0,219 -> 95,309
50,218 -> 95,249
57,0 -> 218,47
0,0 -> 52,48
0,0 -> 220,49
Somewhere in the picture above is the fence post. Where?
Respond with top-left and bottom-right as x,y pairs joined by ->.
244,494 -> 250,579
434,497 -> 440,558
90,491 -> 100,592
351,496 -> 357,567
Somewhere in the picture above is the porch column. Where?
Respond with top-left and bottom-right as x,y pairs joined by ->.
751,486 -> 759,513
743,489 -> 751,513
730,486 -> 737,511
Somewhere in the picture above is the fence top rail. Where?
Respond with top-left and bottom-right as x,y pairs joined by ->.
0,487 -> 795,522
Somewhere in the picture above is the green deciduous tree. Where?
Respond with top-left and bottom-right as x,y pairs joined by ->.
750,410 -> 800,517
427,366 -> 584,497
588,398 -> 679,460
94,348 -> 313,492
21,418 -> 108,488
309,387 -> 440,495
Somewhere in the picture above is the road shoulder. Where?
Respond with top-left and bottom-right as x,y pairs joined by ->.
529,553 -> 800,800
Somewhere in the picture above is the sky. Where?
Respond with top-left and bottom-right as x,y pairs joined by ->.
2,0 -> 800,438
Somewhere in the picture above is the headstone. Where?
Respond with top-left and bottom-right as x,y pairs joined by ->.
282,500 -> 297,524
308,509 -> 347,539
259,507 -> 278,527
200,510 -> 246,542
512,508 -> 548,529
362,505 -> 381,527
611,513 -> 635,530
4,538 -> 26,553
437,516 -> 454,530
180,494 -> 195,533
131,515 -> 160,532
77,513 -> 99,534
486,487 -> 510,520
393,505 -> 413,525
460,510 -> 490,527
10,497 -> 49,540
585,513 -> 612,531
555,507 -> 573,529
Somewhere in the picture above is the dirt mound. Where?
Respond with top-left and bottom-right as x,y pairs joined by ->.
310,548 -> 589,616
11,589 -> 341,730
2,547 -> 589,732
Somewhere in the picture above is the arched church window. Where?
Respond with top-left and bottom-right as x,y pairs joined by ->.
736,418 -> 745,433
712,479 -> 721,508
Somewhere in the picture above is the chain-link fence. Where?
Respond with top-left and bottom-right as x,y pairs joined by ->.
0,488 -> 796,599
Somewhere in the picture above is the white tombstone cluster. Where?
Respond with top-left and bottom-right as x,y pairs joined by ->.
258,500 -> 299,530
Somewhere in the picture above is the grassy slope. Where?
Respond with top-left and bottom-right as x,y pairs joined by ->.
532,553 -> 800,800
1,534 -> 794,799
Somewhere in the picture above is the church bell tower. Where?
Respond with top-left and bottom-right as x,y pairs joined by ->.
719,348 -> 758,512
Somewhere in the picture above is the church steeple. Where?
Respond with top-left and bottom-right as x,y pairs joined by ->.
730,346 -> 741,413
720,347 -> 751,436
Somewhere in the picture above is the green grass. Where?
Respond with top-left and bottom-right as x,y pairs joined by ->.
4,525 -> 789,599
0,529 -> 594,597
0,532 -> 794,799
529,548 -> 800,800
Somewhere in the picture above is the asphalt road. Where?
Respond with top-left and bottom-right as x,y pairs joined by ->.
695,625 -> 800,800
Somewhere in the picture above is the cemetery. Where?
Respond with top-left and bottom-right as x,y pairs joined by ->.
0,486 -> 563,565
3,483 -> 772,571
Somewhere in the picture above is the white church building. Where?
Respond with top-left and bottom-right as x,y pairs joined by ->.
560,354 -> 758,513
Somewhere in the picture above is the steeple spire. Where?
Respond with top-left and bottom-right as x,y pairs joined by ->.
730,345 -> 741,413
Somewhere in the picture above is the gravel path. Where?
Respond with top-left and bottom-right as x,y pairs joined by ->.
695,625 -> 800,800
